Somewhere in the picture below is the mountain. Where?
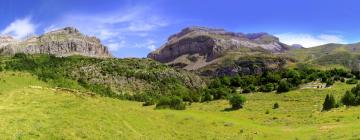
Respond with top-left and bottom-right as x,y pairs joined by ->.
148,26 -> 292,76
286,42 -> 360,70
0,27 -> 111,58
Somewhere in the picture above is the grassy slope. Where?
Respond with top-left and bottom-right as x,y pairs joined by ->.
1,71 -> 360,139
285,44 -> 360,70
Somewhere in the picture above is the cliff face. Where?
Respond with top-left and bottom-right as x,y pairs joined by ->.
148,26 -> 291,75
148,27 -> 289,64
0,27 -> 111,57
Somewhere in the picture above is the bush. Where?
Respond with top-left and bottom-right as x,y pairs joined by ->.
242,84 -> 256,93
346,78 -> 358,84
229,94 -> 246,109
260,83 -> 274,92
340,77 -> 345,82
143,97 -> 155,106
326,79 -> 334,87
273,102 -> 279,109
322,94 -> 336,111
201,92 -> 214,102
155,96 -> 186,110
277,80 -> 290,93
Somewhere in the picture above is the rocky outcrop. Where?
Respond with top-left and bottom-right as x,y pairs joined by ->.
148,27 -> 289,63
201,56 -> 289,76
0,27 -> 111,57
148,26 -> 290,73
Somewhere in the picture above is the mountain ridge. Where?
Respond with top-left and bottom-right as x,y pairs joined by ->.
0,27 -> 112,58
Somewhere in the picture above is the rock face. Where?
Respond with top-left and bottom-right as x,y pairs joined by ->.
0,27 -> 111,57
148,26 -> 290,74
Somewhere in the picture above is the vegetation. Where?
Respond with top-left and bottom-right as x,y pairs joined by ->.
322,94 -> 336,111
2,54 -> 203,109
346,78 -> 358,84
228,94 -> 246,109
342,84 -> 360,106
273,102 -> 279,109
155,96 -> 186,110
0,68 -> 360,139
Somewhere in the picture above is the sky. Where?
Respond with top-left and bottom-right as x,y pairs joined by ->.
1,0 -> 360,58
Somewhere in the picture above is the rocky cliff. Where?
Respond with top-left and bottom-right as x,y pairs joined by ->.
0,27 -> 111,57
148,26 -> 291,75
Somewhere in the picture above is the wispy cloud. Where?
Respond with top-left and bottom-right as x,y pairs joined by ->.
1,17 -> 36,39
276,33 -> 346,48
44,5 -> 168,56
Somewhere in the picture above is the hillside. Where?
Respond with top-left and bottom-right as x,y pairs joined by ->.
0,54 -> 205,101
285,43 -> 360,70
0,71 -> 360,139
148,26 -> 295,76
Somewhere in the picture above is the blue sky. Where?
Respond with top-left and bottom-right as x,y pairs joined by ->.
1,0 -> 360,57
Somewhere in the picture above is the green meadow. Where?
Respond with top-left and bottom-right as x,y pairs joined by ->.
0,71 -> 359,139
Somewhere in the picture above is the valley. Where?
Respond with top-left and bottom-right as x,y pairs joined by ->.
0,71 -> 359,139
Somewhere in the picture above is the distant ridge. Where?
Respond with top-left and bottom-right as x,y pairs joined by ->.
0,27 -> 112,58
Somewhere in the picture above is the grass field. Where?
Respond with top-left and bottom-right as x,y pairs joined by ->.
0,71 -> 360,139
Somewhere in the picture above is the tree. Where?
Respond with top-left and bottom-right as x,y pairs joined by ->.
277,80 -> 290,93
341,91 -> 355,106
229,94 -> 246,109
322,94 -> 336,111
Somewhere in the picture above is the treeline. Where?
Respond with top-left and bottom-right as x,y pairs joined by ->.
202,67 -> 360,103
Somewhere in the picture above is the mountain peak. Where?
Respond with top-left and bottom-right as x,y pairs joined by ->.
47,27 -> 80,35
0,27 -> 111,58
148,26 -> 289,69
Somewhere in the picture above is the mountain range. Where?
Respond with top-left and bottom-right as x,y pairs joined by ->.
1,26 -> 360,77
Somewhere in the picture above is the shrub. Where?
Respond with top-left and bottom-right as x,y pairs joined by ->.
277,80 -> 290,93
322,94 -> 336,111
346,78 -> 358,84
143,99 -> 155,106
260,83 -> 274,92
340,77 -> 345,82
326,79 -> 334,87
242,84 -> 256,93
155,96 -> 186,110
229,94 -> 246,109
273,102 -> 279,109
201,92 -> 214,102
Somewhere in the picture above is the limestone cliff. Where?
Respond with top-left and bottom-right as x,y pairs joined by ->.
148,26 -> 291,75
0,27 -> 111,57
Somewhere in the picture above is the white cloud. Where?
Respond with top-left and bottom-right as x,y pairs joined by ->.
44,6 -> 167,57
147,45 -> 156,51
134,39 -> 157,50
1,17 -> 36,39
276,33 -> 346,48
107,40 -> 126,51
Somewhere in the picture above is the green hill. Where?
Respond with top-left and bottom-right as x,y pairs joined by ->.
0,71 -> 360,139
286,43 -> 360,70
0,54 -> 204,102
